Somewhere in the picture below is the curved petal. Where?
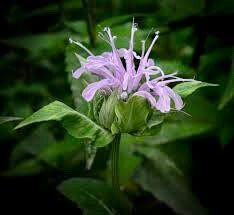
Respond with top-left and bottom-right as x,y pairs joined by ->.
156,94 -> 170,112
123,73 -> 129,91
86,55 -> 111,69
138,82 -> 150,91
82,79 -> 111,101
133,91 -> 157,108
104,27 -> 126,75
153,86 -> 170,113
88,67 -> 114,79
73,67 -> 86,79
164,86 -> 183,110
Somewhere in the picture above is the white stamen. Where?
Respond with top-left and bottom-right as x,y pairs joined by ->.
103,27 -> 126,74
151,72 -> 178,84
98,32 -> 111,45
143,31 -> 160,61
137,31 -> 160,73
103,27 -> 108,32
69,38 -> 94,56
159,78 -> 197,85
145,28 -> 154,42
147,66 -> 165,76
130,20 -> 137,51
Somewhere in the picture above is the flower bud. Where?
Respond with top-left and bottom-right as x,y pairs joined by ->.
98,91 -> 118,129
112,95 -> 151,134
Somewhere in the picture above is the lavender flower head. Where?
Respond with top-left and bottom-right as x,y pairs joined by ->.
70,21 -> 195,113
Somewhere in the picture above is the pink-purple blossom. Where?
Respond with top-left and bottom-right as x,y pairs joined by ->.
70,21 -> 196,113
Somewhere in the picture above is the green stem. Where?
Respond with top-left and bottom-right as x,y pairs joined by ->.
111,134 -> 121,192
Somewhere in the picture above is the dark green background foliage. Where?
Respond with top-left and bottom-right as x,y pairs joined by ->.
0,0 -> 233,214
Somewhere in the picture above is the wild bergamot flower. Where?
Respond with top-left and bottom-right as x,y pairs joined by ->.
70,21 -> 196,113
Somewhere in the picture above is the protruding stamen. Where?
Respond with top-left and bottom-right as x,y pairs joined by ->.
147,27 -> 154,40
130,19 -> 138,51
143,31 -> 160,61
103,27 -> 126,75
98,32 -> 111,45
137,31 -> 160,74
158,78 -> 197,86
151,72 -> 178,83
146,66 -> 165,76
69,38 -> 94,56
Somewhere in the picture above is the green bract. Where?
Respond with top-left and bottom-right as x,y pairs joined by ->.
91,92 -> 161,135
98,91 -> 118,129
113,96 -> 151,134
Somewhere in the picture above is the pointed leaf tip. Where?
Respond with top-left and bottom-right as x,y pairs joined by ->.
173,81 -> 218,98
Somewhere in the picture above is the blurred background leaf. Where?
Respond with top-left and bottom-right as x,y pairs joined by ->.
58,177 -> 131,215
0,116 -> 22,125
134,145 -> 207,215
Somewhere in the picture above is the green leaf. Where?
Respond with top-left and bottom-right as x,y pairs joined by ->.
147,112 -> 164,128
9,1 -> 82,22
10,125 -> 55,165
158,0 -> 204,22
98,15 -> 133,27
113,96 -> 150,133
123,120 -> 213,146
58,178 -> 131,215
139,111 -> 164,136
10,135 -> 84,175
123,96 -> 217,145
0,116 -> 22,125
1,32 -> 67,58
2,159 -> 44,177
219,59 -> 234,109
15,101 -> 113,147
173,81 -> 218,98
38,136 -> 84,170
135,146 -> 207,215
65,21 -> 87,35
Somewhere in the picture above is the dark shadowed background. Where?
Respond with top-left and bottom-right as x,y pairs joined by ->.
0,0 -> 234,214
